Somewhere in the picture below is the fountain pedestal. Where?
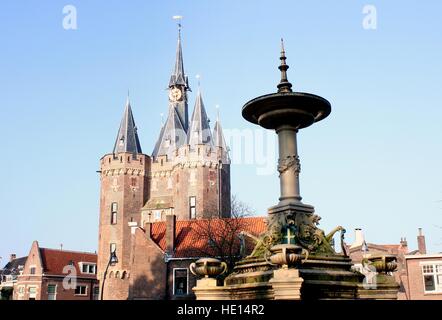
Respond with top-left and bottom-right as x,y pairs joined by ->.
192,41 -> 399,300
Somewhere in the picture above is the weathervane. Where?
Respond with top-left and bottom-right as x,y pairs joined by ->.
172,15 -> 183,33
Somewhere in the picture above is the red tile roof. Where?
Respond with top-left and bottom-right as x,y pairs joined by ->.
150,217 -> 267,258
39,248 -> 97,278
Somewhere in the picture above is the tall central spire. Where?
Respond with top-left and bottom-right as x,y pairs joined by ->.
169,24 -> 188,88
167,20 -> 190,132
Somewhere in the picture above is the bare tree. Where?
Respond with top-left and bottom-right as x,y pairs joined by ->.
193,195 -> 255,271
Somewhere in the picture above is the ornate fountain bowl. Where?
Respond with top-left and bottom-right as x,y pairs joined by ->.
190,258 -> 228,278
242,92 -> 331,130
269,244 -> 304,268
368,254 -> 398,274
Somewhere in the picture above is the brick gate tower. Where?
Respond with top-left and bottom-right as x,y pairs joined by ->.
97,97 -> 150,300
97,25 -> 231,300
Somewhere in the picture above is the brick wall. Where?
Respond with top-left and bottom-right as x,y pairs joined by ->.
128,226 -> 167,300
98,152 -> 150,300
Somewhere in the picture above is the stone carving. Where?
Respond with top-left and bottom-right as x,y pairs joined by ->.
277,155 -> 301,175
245,211 -> 346,259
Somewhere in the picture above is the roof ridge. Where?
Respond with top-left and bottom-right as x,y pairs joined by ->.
40,247 -> 97,255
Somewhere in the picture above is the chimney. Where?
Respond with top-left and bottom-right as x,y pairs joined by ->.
10,254 -> 16,262
417,228 -> 427,254
400,237 -> 408,248
350,228 -> 366,249
144,222 -> 152,240
166,214 -> 176,256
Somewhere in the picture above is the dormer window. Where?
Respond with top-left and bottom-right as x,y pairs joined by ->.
80,263 -> 97,275
119,136 -> 125,146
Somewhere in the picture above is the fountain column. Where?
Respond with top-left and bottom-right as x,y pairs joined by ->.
276,125 -> 301,204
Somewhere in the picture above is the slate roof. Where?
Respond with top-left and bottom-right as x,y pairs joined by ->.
169,30 -> 189,89
213,118 -> 228,151
113,96 -> 142,155
152,106 -> 187,159
188,90 -> 213,149
2,257 -> 27,275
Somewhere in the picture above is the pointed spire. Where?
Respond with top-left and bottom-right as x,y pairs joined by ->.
152,106 -> 187,159
169,22 -> 188,88
277,38 -> 293,93
213,107 -> 228,151
113,95 -> 142,154
188,89 -> 213,149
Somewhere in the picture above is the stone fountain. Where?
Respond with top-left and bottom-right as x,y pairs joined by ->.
192,41 -> 399,300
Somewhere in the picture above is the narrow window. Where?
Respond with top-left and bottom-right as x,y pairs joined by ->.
110,243 -> 117,255
111,202 -> 118,225
47,284 -> 57,300
93,287 -> 100,300
30,267 -> 36,275
189,196 -> 196,219
28,287 -> 37,300
173,269 -> 188,296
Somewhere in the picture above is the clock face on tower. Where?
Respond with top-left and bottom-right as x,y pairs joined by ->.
169,87 -> 182,102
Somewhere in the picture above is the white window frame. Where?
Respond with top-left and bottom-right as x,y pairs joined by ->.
47,284 -> 57,300
110,243 -> 117,254
79,262 -> 97,275
28,286 -> 38,299
189,196 -> 196,219
421,262 -> 442,294
172,268 -> 189,296
74,285 -> 88,296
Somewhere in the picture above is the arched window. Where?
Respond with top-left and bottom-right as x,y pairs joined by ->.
121,271 -> 127,279
115,271 -> 120,279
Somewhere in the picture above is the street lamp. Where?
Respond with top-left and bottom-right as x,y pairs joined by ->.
100,249 -> 118,300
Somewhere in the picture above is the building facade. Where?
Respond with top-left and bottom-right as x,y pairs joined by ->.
0,254 -> 27,300
404,253 -> 442,300
97,27 -> 231,300
12,241 -> 98,300
347,228 -> 442,300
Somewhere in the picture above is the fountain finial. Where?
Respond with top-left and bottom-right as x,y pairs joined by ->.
277,38 -> 293,93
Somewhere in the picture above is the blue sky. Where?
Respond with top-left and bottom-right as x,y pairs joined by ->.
0,0 -> 441,263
